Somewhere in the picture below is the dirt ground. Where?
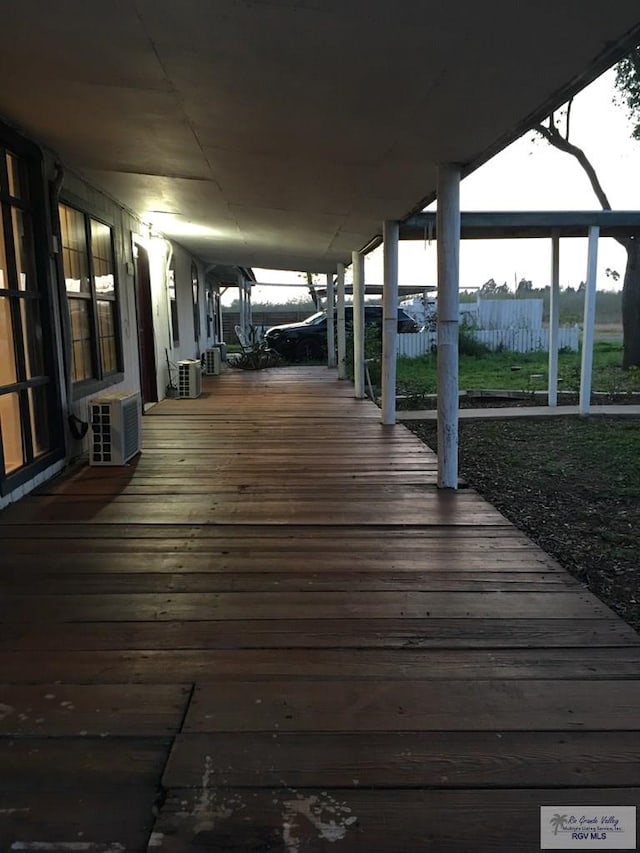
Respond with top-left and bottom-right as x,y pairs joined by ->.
407,416 -> 640,634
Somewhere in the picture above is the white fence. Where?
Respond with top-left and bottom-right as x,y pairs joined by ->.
397,326 -> 580,357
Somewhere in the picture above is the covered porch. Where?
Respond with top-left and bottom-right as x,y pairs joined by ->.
1,366 -> 639,851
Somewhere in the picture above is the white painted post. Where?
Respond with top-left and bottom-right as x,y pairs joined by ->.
326,273 -> 336,368
217,293 -> 223,343
437,164 -> 460,490
237,274 -> 247,337
579,225 -> 600,415
548,230 -> 560,407
382,220 -> 399,425
336,263 -> 346,379
352,250 -> 365,398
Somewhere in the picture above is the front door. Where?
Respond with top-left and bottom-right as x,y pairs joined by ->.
133,242 -> 158,405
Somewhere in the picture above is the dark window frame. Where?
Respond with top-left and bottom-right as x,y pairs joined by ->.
0,127 -> 64,495
56,199 -> 124,400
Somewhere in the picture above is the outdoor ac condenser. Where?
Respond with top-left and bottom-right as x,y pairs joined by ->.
88,391 -> 142,466
178,359 -> 202,398
203,347 -> 221,375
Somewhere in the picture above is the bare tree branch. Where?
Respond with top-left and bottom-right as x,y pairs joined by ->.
534,119 -> 613,210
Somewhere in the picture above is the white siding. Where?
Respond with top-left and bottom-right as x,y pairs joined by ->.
476,298 -> 543,330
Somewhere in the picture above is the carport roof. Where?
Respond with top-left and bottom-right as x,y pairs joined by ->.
401,211 -> 640,240
1,2 -> 639,271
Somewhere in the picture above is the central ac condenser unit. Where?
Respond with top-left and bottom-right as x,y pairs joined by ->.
88,391 -> 141,466
203,347 -> 221,375
178,359 -> 202,398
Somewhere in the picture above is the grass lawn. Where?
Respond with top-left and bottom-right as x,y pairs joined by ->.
407,416 -> 640,632
397,342 -> 640,400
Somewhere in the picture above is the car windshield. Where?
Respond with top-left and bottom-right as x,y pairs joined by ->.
302,311 -> 327,325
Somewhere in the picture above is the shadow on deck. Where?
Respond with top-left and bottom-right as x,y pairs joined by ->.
0,366 -> 638,851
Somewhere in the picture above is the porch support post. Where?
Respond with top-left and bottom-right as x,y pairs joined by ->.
237,273 -> 246,337
246,282 -> 252,331
579,225 -> 600,415
437,164 -> 460,489
326,273 -> 336,368
352,250 -> 366,398
381,220 -> 399,424
548,230 -> 560,407
336,263 -> 346,378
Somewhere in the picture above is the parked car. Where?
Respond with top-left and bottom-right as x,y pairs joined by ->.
264,305 -> 419,360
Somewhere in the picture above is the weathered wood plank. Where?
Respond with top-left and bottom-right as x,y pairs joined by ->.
1,618 -> 635,651
1,649 -> 639,682
0,524 -> 531,543
152,788 -> 640,853
0,789 -> 157,851
0,571 -> 573,594
163,731 -> 640,787
0,737 -> 170,790
184,679 -> 640,731
0,552 -> 560,571
0,494 -> 508,526
0,590 -> 607,621
0,684 -> 191,735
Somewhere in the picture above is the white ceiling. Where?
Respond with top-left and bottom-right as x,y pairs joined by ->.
1,1 -> 639,272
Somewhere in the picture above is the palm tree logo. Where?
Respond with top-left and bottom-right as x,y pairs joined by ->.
550,814 -> 568,835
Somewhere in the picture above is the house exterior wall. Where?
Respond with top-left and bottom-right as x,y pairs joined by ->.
0,119 -> 235,508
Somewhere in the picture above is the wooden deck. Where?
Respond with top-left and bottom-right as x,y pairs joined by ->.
1,366 -> 639,852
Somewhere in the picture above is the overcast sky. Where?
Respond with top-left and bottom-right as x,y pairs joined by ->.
243,67 -> 639,305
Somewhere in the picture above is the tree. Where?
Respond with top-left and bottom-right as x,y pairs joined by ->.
479,278 -> 509,296
533,48 -> 640,368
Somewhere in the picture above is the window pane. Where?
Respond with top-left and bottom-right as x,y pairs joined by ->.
0,296 -> 17,386
0,391 -> 24,474
97,300 -> 118,374
20,297 -> 45,379
6,152 -> 22,199
90,220 -> 114,296
69,298 -> 93,382
59,204 -> 90,294
28,385 -> 50,458
12,208 -> 36,291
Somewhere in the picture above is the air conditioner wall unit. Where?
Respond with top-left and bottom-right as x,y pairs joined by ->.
89,391 -> 141,466
178,359 -> 202,398
203,347 -> 221,375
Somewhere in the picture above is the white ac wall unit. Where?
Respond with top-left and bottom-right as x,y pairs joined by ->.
178,359 -> 202,398
203,347 -> 221,375
89,391 -> 141,466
